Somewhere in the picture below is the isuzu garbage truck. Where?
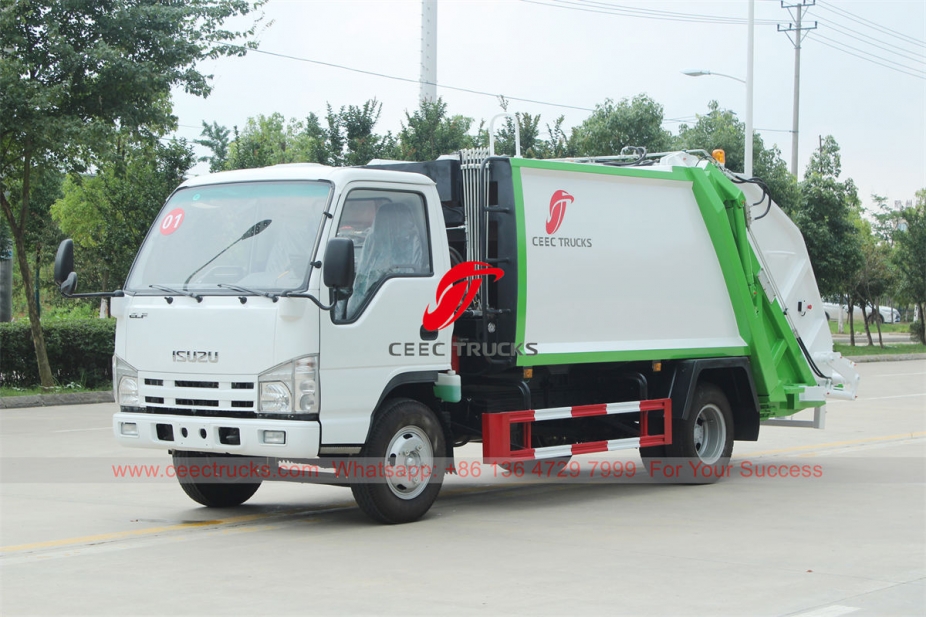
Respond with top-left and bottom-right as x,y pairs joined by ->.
55,146 -> 859,523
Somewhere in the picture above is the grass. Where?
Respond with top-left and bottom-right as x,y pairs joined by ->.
834,343 -> 926,357
828,321 -> 911,334
0,382 -> 112,398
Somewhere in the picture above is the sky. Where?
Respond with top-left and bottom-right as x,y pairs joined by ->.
169,0 -> 926,211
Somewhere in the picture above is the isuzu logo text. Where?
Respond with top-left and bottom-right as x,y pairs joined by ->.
422,261 -> 504,331
172,351 -> 219,363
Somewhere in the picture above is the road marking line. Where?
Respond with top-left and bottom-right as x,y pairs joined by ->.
860,393 -> 926,400
790,605 -> 859,617
51,427 -> 111,433
743,431 -> 925,457
0,510 -> 314,554
866,372 -> 926,378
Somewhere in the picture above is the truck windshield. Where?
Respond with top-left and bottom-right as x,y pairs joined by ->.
125,181 -> 332,294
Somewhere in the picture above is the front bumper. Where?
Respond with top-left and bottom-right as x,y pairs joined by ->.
113,412 -> 320,458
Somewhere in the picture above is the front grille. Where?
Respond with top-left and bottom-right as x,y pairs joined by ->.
138,373 -> 259,414
176,398 -> 219,407
175,380 -> 218,389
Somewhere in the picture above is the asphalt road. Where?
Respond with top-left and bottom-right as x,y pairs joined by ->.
1,360 -> 924,616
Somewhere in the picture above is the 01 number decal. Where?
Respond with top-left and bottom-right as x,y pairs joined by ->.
160,208 -> 185,236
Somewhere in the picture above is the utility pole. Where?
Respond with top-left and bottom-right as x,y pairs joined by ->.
419,0 -> 438,104
778,1 -> 817,178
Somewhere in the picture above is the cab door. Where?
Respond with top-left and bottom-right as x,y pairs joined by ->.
318,183 -> 451,445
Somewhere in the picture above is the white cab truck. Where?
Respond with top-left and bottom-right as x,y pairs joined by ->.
55,148 -> 859,523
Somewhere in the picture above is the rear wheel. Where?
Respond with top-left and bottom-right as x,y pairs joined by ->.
640,383 -> 733,483
351,398 -> 445,524
172,451 -> 262,507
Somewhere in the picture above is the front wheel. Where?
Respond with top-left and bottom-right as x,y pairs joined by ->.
351,398 -> 446,524
172,451 -> 262,507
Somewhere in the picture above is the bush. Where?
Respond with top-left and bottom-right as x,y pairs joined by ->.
0,319 -> 116,388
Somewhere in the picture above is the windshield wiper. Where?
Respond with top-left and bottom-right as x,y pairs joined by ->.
149,284 -> 203,303
184,219 -> 272,289
217,284 -> 279,303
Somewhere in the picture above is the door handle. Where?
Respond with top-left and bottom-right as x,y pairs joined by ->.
420,325 -> 438,341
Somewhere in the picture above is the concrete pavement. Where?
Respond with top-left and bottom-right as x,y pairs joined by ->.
1,360 -> 924,616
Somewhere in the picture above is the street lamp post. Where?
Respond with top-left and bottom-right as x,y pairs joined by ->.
682,69 -> 753,178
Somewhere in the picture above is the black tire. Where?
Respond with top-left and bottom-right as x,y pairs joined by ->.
640,383 -> 734,483
172,451 -> 262,507
351,398 -> 446,524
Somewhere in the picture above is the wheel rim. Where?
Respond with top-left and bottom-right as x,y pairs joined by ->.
384,425 -> 434,500
692,404 -> 726,465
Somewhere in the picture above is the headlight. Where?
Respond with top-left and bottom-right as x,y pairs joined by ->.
259,382 -> 291,413
113,356 -> 139,406
258,355 -> 318,414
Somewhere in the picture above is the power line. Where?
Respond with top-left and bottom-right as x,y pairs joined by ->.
812,32 -> 925,77
816,0 -> 925,49
244,47 -> 597,113
522,0 -> 780,25
807,32 -> 926,80
816,18 -> 926,62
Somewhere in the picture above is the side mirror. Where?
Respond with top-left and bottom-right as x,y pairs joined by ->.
323,237 -> 355,290
54,239 -> 74,285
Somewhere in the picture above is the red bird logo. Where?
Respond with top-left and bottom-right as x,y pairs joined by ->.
546,189 -> 574,235
422,261 -> 505,332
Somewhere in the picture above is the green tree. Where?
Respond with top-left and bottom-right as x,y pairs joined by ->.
223,101 -> 394,170
793,136 -> 864,340
51,138 -> 195,300
675,101 -> 799,213
398,98 -> 475,161
338,99 -> 397,166
544,116 -> 571,159
570,94 -> 673,157
195,121 -> 231,172
226,113 -> 317,170
0,0 -> 264,386
493,111 -> 545,158
851,219 -> 894,347
893,189 -> 926,343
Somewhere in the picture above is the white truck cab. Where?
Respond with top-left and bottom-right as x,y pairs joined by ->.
108,164 -> 453,460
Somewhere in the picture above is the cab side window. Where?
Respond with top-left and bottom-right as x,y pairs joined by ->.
334,190 -> 431,321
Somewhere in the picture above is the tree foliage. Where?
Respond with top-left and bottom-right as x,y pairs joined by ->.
570,94 -> 673,157
51,137 -> 195,291
792,136 -> 864,299
216,99 -> 395,171
893,189 -> 926,343
225,113 -> 315,170
398,99 -> 475,161
675,101 -> 799,213
195,121 -> 231,173
0,0 -> 264,386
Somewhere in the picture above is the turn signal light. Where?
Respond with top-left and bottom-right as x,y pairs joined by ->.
712,149 -> 726,165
